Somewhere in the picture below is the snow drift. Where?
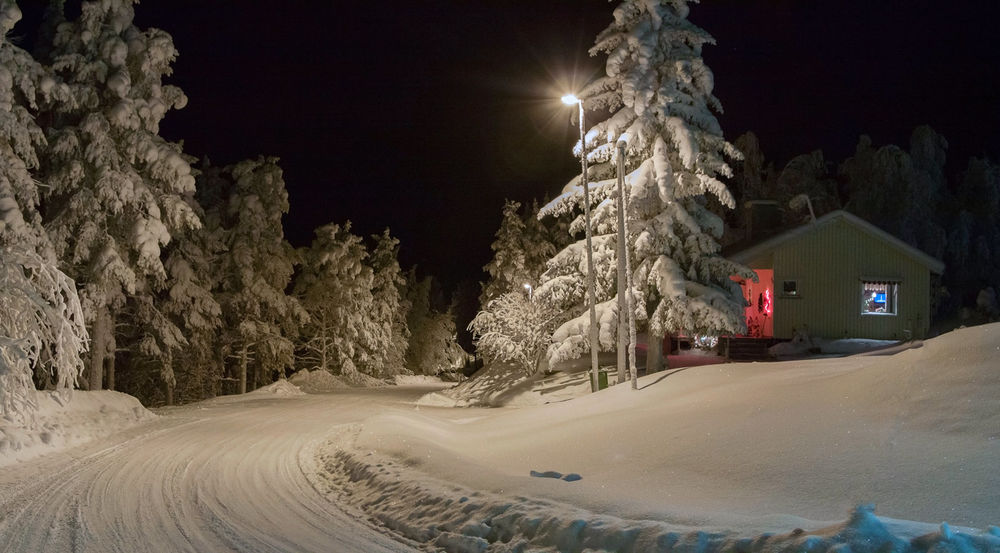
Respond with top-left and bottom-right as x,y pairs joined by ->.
0,390 -> 154,467
316,323 -> 1000,551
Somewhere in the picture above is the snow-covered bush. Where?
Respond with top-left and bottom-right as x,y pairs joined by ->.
0,247 -> 87,424
469,291 -> 562,377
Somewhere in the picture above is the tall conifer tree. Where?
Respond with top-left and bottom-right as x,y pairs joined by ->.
539,0 -> 752,369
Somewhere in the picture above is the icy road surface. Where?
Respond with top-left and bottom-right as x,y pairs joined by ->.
0,388 -> 429,553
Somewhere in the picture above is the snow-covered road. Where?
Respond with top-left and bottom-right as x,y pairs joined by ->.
0,389 -> 428,553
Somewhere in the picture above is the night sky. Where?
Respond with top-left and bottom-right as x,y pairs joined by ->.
34,1 -> 1000,293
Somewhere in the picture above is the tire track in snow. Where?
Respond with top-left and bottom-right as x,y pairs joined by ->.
0,391 -> 424,552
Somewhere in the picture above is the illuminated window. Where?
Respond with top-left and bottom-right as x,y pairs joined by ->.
782,280 -> 798,297
862,281 -> 898,315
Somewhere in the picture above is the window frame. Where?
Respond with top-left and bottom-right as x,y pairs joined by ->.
780,279 -> 800,298
860,279 -> 900,316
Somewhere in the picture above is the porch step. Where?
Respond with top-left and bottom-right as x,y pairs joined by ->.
725,337 -> 775,361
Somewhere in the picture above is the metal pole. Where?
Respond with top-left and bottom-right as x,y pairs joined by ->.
615,141 -> 628,384
578,102 -> 600,393
619,140 -> 638,391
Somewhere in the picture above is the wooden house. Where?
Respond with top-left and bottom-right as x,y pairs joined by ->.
726,210 -> 945,341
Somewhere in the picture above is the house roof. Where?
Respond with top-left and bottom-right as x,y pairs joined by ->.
726,210 -> 946,274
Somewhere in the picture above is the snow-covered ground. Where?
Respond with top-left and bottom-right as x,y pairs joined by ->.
0,388 -> 430,552
0,389 -> 154,468
1,325 -> 996,552
318,323 -> 1000,552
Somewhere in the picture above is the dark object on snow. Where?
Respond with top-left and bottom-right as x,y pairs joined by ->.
529,470 -> 582,482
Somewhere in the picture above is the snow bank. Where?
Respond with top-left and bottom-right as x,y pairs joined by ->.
416,362 -> 591,408
316,323 -> 999,547
339,370 -> 388,388
419,353 -> 726,408
770,336 -> 901,357
289,369 -> 348,393
248,379 -> 305,396
0,390 -> 154,467
316,427 -> 1000,553
393,374 -> 448,386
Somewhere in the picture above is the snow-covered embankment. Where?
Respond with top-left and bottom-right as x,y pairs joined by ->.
0,390 -> 154,467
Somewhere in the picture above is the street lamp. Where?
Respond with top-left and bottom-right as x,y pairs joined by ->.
562,93 -> 601,393
523,283 -> 533,302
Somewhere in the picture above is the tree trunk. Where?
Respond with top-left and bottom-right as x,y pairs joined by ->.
105,314 -> 116,390
239,343 -> 248,394
88,304 -> 109,391
647,331 -> 664,374
165,381 -> 174,406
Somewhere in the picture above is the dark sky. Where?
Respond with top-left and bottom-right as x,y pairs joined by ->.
27,1 -> 1000,293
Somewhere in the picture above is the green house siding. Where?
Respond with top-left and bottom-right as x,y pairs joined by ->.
770,219 -> 931,340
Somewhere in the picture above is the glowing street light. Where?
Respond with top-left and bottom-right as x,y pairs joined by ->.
563,92 -> 601,393
523,283 -> 533,302
561,93 -> 580,106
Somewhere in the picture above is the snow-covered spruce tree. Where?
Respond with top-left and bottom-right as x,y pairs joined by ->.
480,200 -> 558,306
157,199 -> 222,403
37,0 -> 199,391
117,190 -> 221,405
364,229 -> 410,377
405,271 -> 469,375
538,0 -> 753,371
840,128 -> 949,261
206,158 -> 305,393
468,291 -> 562,377
294,222 -> 378,379
947,156 -> 1000,311
0,0 -> 86,421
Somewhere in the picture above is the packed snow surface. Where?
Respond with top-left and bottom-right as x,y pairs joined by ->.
0,390 -> 154,467
0,389 -> 425,552
323,323 -> 998,552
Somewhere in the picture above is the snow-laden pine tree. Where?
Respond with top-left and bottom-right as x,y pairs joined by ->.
364,229 -> 410,377
480,200 -> 558,306
538,0 -> 753,370
841,129 -> 948,260
205,158 -> 305,393
405,271 -> 469,375
0,0 -> 86,422
156,196 -> 222,403
294,222 -> 377,378
118,190 -> 221,405
37,0 -> 199,391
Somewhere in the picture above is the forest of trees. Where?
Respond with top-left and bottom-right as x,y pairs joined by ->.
4,0 -> 999,421
0,0 -> 465,419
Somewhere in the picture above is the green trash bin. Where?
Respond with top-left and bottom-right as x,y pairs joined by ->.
597,371 -> 608,390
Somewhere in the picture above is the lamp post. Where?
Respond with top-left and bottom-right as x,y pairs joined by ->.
523,283 -> 533,302
562,93 -> 600,393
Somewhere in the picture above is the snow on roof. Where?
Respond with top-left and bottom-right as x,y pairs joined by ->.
728,210 -> 945,274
